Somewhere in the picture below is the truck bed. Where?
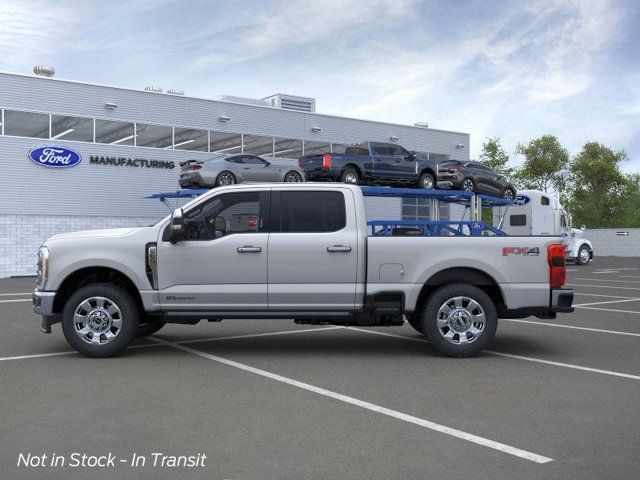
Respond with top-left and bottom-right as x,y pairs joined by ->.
365,235 -> 560,313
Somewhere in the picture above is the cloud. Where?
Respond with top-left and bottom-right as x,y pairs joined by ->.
0,0 -> 75,67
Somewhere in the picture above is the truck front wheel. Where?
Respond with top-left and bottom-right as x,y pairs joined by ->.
61,283 -> 140,358
421,283 -> 497,357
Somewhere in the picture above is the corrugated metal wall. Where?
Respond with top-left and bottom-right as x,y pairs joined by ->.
0,72 -> 470,218
584,229 -> 640,257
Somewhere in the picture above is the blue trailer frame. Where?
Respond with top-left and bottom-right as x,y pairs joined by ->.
145,186 -> 513,237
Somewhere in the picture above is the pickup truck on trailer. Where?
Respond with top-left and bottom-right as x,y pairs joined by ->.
33,183 -> 574,358
298,141 -> 439,189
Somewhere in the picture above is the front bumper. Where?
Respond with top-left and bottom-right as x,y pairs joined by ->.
33,289 -> 59,333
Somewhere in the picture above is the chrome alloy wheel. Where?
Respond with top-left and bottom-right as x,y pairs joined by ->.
284,171 -> 302,182
503,189 -> 515,200
579,247 -> 590,264
217,172 -> 235,186
343,171 -> 358,184
421,175 -> 434,189
436,296 -> 486,345
462,179 -> 474,192
73,297 -> 123,345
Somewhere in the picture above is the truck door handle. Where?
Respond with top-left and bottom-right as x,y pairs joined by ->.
327,245 -> 351,252
237,246 -> 262,253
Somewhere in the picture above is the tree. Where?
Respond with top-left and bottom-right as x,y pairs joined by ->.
566,142 -> 629,228
514,135 -> 569,193
479,137 -> 514,177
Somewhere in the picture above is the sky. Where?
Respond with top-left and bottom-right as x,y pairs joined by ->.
1,0 -> 639,171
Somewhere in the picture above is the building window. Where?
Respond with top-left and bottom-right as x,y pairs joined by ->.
243,134 -> 274,156
95,119 -> 134,145
210,131 -> 243,154
173,127 -> 208,151
135,123 -> 172,148
273,137 -> 303,159
4,110 -> 49,138
402,198 -> 449,221
51,114 -> 93,142
303,140 -> 331,156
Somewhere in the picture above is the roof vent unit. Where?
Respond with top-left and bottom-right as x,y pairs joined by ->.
414,122 -> 429,128
33,65 -> 55,77
144,85 -> 163,93
262,93 -> 316,112
217,95 -> 270,107
167,89 -> 185,96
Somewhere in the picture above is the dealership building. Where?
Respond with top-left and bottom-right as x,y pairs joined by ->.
0,69 -> 470,277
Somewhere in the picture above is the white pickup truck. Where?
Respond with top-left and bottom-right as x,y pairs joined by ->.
33,183 -> 574,358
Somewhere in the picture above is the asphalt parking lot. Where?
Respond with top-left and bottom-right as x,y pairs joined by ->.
1,257 -> 639,480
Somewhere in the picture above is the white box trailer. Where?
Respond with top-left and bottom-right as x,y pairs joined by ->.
493,190 -> 594,265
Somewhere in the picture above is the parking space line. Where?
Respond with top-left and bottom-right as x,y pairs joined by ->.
501,319 -> 640,338
573,292 -> 639,299
0,299 -> 32,304
575,306 -> 640,315
572,278 -> 640,284
0,292 -> 33,296
574,298 -> 640,307
147,335 -> 553,464
344,328 -> 640,381
0,326 -> 339,362
567,284 -> 640,291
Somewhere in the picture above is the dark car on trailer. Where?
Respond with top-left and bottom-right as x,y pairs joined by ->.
437,160 -> 517,200
298,141 -> 439,189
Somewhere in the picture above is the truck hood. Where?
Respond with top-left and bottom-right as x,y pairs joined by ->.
47,227 -> 142,241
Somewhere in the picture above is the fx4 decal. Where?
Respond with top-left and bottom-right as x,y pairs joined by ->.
502,247 -> 540,256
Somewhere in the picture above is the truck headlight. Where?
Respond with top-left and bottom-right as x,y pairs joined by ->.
37,246 -> 49,289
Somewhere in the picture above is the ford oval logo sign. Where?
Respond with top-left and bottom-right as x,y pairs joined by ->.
514,195 -> 530,206
28,146 -> 82,168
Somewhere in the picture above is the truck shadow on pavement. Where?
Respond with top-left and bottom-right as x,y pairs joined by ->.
140,330 -> 555,360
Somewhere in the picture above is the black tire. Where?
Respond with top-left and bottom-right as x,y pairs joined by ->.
502,188 -> 515,201
421,283 -> 497,358
418,172 -> 436,190
576,245 -> 591,266
406,314 -> 424,334
61,283 -> 140,358
284,171 -> 303,183
462,178 -> 475,192
215,171 -> 236,187
341,167 -> 359,184
136,321 -> 166,337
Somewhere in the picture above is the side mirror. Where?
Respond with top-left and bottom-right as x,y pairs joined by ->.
169,208 -> 185,244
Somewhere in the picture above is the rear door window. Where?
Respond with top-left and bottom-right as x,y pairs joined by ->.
276,191 -> 346,233
373,144 -> 391,156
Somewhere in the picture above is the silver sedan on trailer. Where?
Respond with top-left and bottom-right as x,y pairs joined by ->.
179,154 -> 305,188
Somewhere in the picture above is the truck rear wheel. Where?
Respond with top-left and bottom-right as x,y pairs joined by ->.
421,283 -> 497,357
406,314 -> 424,334
61,282 -> 140,358
341,167 -> 359,184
